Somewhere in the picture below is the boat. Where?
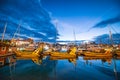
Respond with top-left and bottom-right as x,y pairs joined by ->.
50,53 -> 77,59
0,23 -> 9,56
0,23 -> 14,57
13,46 -> 43,58
82,49 -> 112,57
0,42 -> 9,54
49,46 -> 77,58
116,51 -> 120,56
48,25 -> 77,59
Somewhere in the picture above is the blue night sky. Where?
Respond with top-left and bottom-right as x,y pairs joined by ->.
0,0 -> 120,42
41,0 -> 120,40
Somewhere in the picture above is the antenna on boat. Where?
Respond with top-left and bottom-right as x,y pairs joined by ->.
1,22 -> 7,42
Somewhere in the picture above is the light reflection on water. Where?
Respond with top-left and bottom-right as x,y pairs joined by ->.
0,56 -> 120,80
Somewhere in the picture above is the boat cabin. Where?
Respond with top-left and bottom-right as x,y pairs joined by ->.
0,42 -> 9,55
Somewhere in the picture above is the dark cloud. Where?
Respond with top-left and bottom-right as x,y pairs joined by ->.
93,16 -> 120,28
0,0 -> 58,42
94,33 -> 120,44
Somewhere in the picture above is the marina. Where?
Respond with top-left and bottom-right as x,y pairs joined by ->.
0,41 -> 120,80
0,0 -> 120,80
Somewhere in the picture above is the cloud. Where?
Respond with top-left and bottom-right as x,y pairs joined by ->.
94,33 -> 120,44
92,15 -> 120,28
0,0 -> 58,42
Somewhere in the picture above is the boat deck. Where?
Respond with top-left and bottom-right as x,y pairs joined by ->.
0,53 -> 15,57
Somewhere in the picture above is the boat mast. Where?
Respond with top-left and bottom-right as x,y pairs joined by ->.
1,23 -> 7,42
12,22 -> 21,40
108,25 -> 118,79
108,25 -> 113,45
73,28 -> 76,45
55,22 -> 58,43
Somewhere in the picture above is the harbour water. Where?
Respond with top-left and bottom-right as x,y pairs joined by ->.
0,56 -> 120,80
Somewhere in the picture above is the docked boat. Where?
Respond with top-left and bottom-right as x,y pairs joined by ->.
0,42 -> 9,54
113,50 -> 120,56
0,42 -> 14,57
49,46 -> 77,58
0,23 -> 14,57
50,52 -> 77,59
82,49 -> 112,57
13,46 -> 43,58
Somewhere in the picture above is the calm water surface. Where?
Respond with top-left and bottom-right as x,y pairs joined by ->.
0,56 -> 120,80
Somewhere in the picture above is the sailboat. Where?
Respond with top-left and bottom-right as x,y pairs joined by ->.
108,25 -> 120,57
11,21 -> 43,58
0,23 -> 13,57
